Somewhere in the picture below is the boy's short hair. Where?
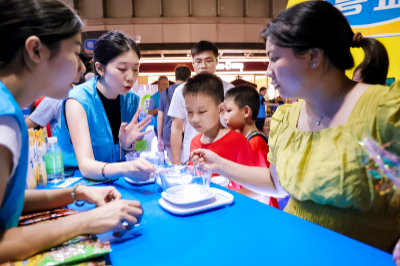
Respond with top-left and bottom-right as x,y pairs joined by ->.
259,87 -> 267,93
225,85 -> 260,121
182,73 -> 224,105
191,41 -> 219,58
175,65 -> 191,81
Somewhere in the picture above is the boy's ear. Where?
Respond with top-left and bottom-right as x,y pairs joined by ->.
219,102 -> 226,116
244,106 -> 252,119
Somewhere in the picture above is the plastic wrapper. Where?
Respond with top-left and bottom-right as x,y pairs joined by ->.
7,238 -> 111,266
35,129 -> 47,186
359,137 -> 400,195
41,127 -> 48,154
27,129 -> 37,189
19,208 -> 78,226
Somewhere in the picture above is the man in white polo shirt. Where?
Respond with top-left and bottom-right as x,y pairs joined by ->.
168,41 -> 234,164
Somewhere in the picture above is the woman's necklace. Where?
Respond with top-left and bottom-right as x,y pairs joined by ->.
305,87 -> 344,126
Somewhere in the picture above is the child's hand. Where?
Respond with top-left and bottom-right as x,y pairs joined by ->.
119,107 -> 152,148
191,149 -> 221,174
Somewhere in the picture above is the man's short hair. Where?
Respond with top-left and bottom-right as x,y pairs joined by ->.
191,41 -> 218,58
158,75 -> 168,84
182,74 -> 224,105
175,65 -> 191,82
225,85 -> 260,121
259,87 -> 267,93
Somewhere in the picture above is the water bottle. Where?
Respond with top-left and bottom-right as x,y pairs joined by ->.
44,137 -> 65,183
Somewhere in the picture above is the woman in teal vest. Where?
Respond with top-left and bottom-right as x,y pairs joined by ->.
54,30 -> 153,181
0,0 -> 153,262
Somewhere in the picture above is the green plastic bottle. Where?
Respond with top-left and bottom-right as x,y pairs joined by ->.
44,137 -> 64,183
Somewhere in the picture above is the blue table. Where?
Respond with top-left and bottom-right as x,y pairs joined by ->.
56,171 -> 393,266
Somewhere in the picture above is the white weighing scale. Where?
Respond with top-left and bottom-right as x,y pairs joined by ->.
124,177 -> 155,185
159,188 -> 234,215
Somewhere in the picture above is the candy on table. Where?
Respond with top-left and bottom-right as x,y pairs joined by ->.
360,137 -> 400,195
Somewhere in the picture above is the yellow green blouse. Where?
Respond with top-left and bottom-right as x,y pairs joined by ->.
267,82 -> 400,252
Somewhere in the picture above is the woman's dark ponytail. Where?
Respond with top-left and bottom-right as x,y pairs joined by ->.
353,34 -> 389,86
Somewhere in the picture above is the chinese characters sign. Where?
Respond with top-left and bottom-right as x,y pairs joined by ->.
326,0 -> 400,37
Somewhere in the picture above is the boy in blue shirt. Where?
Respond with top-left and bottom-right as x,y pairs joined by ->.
148,76 -> 169,136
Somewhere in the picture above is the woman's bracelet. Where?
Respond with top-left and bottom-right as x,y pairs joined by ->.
71,183 -> 85,207
120,141 -> 135,155
102,162 -> 108,179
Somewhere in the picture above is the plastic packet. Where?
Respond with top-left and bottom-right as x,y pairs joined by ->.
35,129 -> 47,186
19,208 -> 78,226
12,239 -> 111,266
359,137 -> 400,194
41,127 -> 48,154
26,129 -> 37,189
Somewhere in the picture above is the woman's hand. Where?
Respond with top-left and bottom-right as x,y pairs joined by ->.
191,149 -> 221,174
393,238 -> 400,265
119,107 -> 153,148
76,186 -> 122,207
126,158 -> 156,181
82,200 -> 143,235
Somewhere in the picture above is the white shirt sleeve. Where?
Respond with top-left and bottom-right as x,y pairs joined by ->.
28,97 -> 56,127
222,80 -> 235,95
0,116 -> 21,180
167,83 -> 186,119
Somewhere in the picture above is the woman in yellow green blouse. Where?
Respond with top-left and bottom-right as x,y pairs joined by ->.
192,1 -> 400,253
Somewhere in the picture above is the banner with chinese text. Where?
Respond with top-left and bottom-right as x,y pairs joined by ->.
325,0 -> 400,37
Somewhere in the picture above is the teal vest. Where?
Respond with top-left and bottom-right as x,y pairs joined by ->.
54,77 -> 140,167
0,81 -> 28,230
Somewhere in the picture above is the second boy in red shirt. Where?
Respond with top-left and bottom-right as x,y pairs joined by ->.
224,85 -> 280,209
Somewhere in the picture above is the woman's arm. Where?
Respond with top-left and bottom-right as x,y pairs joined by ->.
0,145 -> 12,207
0,145 -> 144,262
23,188 -> 76,213
0,198 -> 143,263
0,210 -> 88,262
65,99 -> 154,180
192,149 -> 289,198
24,118 -> 40,129
23,185 -> 122,213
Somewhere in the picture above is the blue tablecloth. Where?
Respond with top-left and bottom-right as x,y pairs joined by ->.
51,171 -> 393,266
